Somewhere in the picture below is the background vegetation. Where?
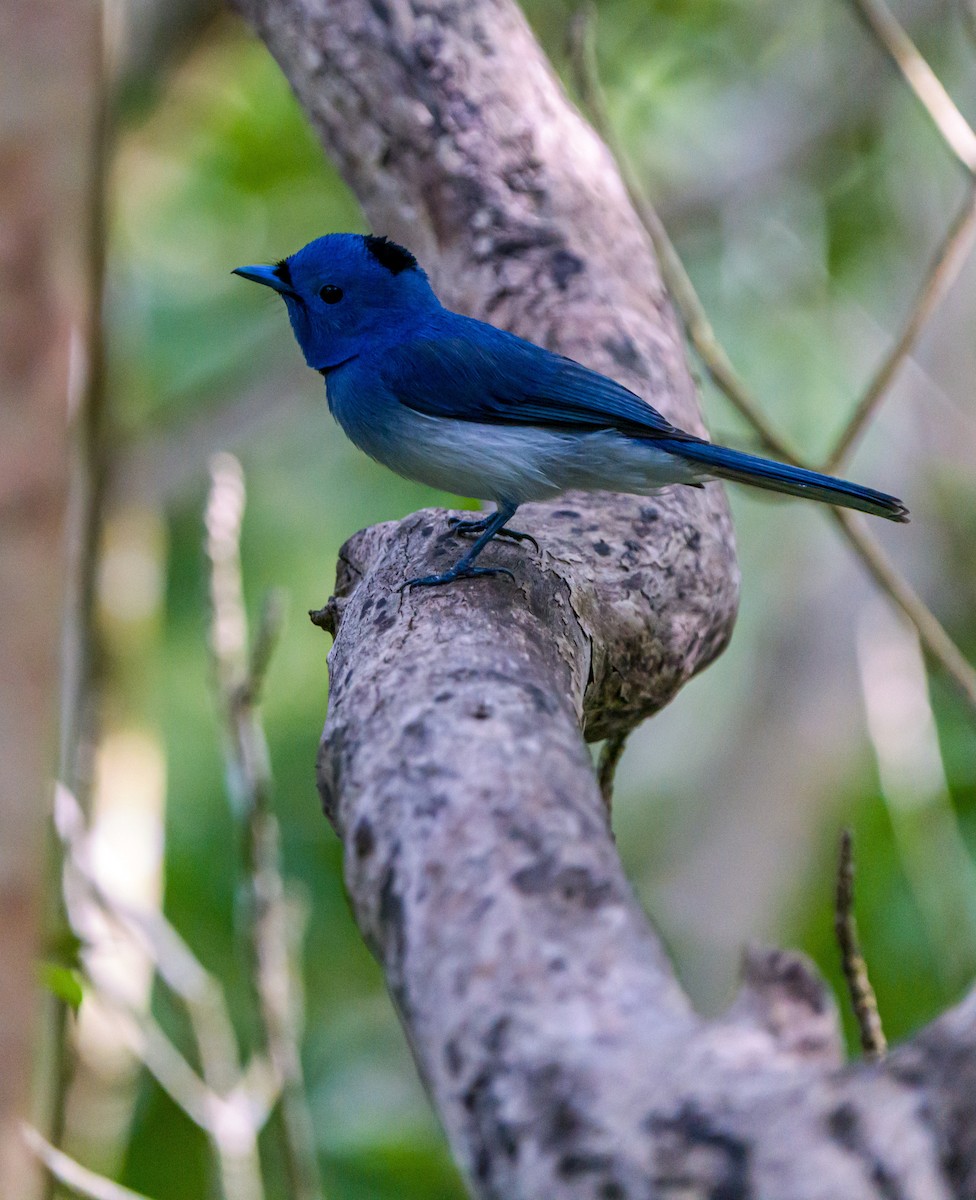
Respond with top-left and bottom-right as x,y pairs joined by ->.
32,0 -> 976,1195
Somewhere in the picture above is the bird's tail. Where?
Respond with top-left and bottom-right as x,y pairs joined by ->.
656,438 -> 909,523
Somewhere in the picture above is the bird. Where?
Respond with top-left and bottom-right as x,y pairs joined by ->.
234,232 -> 908,588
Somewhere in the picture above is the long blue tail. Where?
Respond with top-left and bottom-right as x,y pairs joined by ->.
657,438 -> 909,523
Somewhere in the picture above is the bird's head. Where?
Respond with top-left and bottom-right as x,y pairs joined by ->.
233,233 -> 440,370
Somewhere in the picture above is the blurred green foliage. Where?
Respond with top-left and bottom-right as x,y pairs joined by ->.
71,1 -> 976,1195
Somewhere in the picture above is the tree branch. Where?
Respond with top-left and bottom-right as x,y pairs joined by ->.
231,0 -> 976,1195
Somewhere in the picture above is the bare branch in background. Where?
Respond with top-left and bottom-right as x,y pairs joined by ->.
53,785 -> 270,1200
205,454 -> 325,1200
570,2 -> 976,718
826,0 -> 976,468
22,1125 -> 154,1200
824,184 -> 976,470
835,829 -> 888,1059
848,0 -> 976,172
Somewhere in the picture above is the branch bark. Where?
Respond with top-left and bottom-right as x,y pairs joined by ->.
231,1 -> 976,1195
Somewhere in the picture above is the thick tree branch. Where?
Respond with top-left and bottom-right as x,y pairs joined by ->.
231,1 -> 976,1195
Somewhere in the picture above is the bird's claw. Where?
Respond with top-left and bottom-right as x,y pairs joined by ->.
498,528 -> 539,552
401,564 -> 517,590
447,516 -> 539,553
446,514 -> 488,535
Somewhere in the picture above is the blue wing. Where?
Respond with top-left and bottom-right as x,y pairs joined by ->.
381,322 -> 693,441
377,321 -> 909,524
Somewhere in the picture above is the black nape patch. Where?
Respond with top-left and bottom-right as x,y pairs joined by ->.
273,258 -> 293,287
363,234 -> 418,275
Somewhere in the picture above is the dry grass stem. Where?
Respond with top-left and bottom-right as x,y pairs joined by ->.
835,829 -> 887,1059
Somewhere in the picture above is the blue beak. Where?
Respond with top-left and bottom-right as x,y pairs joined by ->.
232,264 -> 290,293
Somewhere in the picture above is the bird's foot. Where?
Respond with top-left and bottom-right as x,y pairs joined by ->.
447,515 -> 539,553
401,564 -> 516,590
446,514 -> 489,535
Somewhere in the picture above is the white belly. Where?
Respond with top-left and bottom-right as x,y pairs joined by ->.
334,397 -> 699,504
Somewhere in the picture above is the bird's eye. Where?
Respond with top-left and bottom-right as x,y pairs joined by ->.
319,284 -> 343,304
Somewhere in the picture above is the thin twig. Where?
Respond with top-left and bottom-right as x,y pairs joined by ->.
824,183 -> 976,470
848,0 -> 976,173
22,1125 -> 153,1200
205,455 -> 325,1200
597,732 -> 628,810
831,510 -> 976,709
569,4 -> 976,719
835,829 -> 887,1058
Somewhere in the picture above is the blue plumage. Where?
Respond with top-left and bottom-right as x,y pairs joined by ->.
234,233 -> 908,587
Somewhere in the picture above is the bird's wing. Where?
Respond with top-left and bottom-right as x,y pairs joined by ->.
382,327 -> 694,441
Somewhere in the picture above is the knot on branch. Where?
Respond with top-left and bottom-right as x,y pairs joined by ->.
728,945 -> 844,1067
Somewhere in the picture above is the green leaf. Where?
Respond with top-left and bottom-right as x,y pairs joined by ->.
37,962 -> 85,1011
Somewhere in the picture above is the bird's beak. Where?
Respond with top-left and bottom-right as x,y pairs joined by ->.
232,264 -> 290,293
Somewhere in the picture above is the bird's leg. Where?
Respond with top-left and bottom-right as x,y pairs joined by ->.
448,508 -> 539,552
406,502 -> 524,588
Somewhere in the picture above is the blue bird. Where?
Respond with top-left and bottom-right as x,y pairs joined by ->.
234,233 -> 908,588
